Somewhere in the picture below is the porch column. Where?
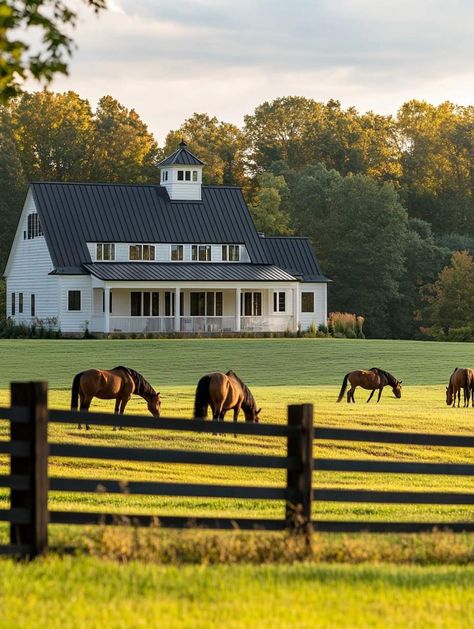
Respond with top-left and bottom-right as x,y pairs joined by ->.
292,285 -> 299,333
174,287 -> 181,332
104,286 -> 111,334
235,287 -> 241,332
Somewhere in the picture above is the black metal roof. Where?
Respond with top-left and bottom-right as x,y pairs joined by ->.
31,182 -> 267,268
157,141 -> 204,167
84,263 -> 296,282
259,236 -> 329,283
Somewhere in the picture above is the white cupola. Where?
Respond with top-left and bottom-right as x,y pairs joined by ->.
157,140 -> 204,201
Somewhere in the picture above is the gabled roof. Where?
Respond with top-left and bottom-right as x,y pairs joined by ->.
157,141 -> 204,167
31,182 -> 267,269
83,263 -> 296,282
259,236 -> 329,283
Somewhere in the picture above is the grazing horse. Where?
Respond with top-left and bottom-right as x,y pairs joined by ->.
446,367 -> 474,408
337,367 -> 402,404
71,366 -> 161,429
193,370 -> 261,426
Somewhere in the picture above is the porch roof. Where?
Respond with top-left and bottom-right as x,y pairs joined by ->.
83,262 -> 297,282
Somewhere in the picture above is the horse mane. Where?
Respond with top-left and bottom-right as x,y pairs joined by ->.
370,367 -> 398,387
112,366 -> 156,399
226,370 -> 256,412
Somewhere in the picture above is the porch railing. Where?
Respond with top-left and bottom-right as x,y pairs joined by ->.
92,315 -> 295,334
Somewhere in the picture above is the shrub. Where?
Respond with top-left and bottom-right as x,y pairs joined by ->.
328,312 -> 365,339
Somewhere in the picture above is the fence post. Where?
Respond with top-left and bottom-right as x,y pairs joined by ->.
286,404 -> 313,537
10,381 -> 49,558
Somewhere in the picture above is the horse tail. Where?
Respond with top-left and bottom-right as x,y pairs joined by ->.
70,372 -> 84,410
194,374 -> 211,419
337,373 -> 350,403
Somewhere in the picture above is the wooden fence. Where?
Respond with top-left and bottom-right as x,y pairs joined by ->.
0,381 -> 473,559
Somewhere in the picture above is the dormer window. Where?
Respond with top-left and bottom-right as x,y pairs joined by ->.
171,245 -> 184,261
129,244 -> 155,261
222,245 -> 240,262
192,171 -> 198,182
192,245 -> 211,262
27,213 -> 43,239
177,170 -> 184,181
161,170 -> 169,182
96,243 -> 115,261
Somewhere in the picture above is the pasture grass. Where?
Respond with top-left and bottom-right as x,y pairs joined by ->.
0,557 -> 473,628
1,338 -> 473,626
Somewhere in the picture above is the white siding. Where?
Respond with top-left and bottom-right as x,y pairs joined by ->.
162,166 -> 203,201
5,191 -> 59,325
58,275 -> 93,333
298,283 -> 327,331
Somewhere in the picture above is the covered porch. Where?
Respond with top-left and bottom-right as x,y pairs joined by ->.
90,283 -> 298,334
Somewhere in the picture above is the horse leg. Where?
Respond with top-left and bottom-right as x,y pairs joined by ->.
377,387 -> 383,402
117,398 -> 129,430
233,406 -> 241,438
113,398 -> 120,430
366,390 -> 375,403
347,387 -> 355,403
80,395 -> 92,430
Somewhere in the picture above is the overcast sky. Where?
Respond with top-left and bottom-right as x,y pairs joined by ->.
44,0 -> 474,142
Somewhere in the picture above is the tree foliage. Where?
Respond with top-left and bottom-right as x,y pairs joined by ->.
0,0 -> 106,102
425,251 -> 474,334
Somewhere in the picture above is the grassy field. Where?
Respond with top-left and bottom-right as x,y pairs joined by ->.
0,338 -> 473,627
1,558 -> 473,628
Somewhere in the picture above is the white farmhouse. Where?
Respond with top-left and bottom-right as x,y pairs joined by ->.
4,142 -> 329,335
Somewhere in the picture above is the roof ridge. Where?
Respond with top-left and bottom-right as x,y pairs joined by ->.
30,181 -> 242,191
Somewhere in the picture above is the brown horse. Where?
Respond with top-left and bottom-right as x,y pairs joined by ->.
71,366 -> 161,429
446,367 -> 474,407
193,370 -> 261,426
337,367 -> 402,403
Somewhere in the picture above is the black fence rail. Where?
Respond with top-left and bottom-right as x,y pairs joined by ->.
1,381 -> 473,559
313,426 -> 474,533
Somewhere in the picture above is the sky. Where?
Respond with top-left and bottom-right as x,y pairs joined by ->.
43,0 -> 474,142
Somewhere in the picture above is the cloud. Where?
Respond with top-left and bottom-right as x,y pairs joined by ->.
43,0 -> 474,139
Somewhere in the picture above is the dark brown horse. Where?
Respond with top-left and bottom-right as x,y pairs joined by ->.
337,367 -> 402,403
193,370 -> 261,426
446,367 -> 474,407
71,366 -> 161,429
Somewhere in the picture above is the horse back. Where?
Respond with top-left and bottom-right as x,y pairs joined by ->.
209,372 -> 242,410
80,368 -> 133,398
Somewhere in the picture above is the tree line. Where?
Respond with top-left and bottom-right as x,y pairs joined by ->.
2,92 -> 474,338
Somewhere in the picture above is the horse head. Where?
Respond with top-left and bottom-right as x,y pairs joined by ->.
446,385 -> 453,406
147,392 -> 161,418
244,405 -> 261,423
392,381 -> 402,399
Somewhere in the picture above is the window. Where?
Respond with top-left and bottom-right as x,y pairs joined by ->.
241,292 -> 262,316
171,245 -> 184,261
185,171 -> 191,181
177,170 -> 184,181
192,171 -> 198,182
165,291 -> 184,316
131,292 -> 142,316
27,213 -> 43,239
161,170 -> 168,182
190,292 -> 223,316
129,245 -> 155,261
131,292 -> 160,317
68,290 -> 81,311
31,294 -> 35,317
191,245 -> 212,261
102,291 -> 113,313
18,293 -> 23,314
273,291 -> 286,313
11,293 -> 15,316
222,245 -> 240,262
96,243 -> 115,261
301,292 -> 315,313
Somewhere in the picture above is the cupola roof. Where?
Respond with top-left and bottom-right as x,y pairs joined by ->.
157,140 -> 205,167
